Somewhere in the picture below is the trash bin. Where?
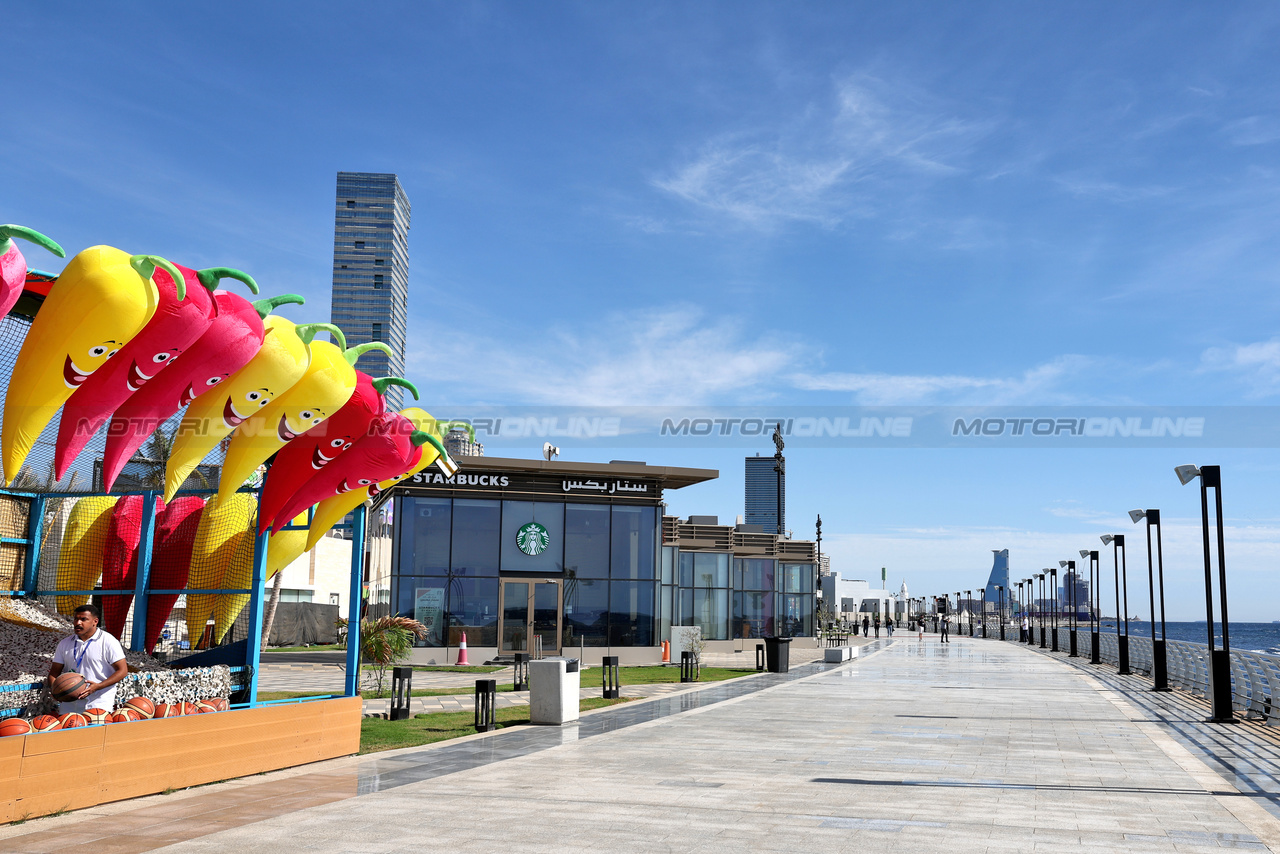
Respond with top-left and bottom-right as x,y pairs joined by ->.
529,658 -> 580,725
764,637 -> 792,673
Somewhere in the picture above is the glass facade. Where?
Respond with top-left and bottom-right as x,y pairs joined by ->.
660,551 -> 816,642
330,172 -> 410,408
744,455 -> 784,534
391,496 -> 659,647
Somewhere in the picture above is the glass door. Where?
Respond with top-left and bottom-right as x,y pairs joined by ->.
499,578 -> 562,655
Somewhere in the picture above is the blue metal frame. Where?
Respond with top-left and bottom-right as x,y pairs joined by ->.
1,485 -> 366,709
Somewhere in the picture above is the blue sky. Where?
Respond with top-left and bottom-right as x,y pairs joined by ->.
7,3 -> 1280,618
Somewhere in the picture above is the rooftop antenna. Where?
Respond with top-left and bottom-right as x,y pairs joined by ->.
542,442 -> 560,461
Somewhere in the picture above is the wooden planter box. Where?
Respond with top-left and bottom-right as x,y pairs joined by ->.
0,696 -> 361,822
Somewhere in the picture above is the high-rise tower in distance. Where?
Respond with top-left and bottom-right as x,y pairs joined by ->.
744,453 -> 785,535
330,172 -> 410,408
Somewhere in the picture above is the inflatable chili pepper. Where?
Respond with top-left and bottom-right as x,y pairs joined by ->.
101,294 -> 303,493
53,266 -> 259,481
269,412 -> 431,534
262,511 -> 312,582
184,491 -> 256,646
101,495 -> 165,638
256,373 -> 418,533
143,495 -> 205,652
302,410 -> 458,550
55,495 -> 118,616
214,327 -> 390,503
165,313 -> 312,501
2,247 -> 180,483
0,224 -> 64,317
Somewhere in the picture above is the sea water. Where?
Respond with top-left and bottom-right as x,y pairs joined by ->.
1094,621 -> 1280,655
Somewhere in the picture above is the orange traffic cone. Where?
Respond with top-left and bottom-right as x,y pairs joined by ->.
457,631 -> 470,665
661,640 -> 670,663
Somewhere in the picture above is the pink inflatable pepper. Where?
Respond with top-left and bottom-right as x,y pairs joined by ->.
0,224 -> 65,317
100,293 -> 304,492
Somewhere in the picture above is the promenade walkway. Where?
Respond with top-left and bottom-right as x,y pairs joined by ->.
7,636 -> 1280,852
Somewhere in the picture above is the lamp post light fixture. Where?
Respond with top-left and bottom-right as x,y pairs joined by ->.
1130,509 -> 1171,692
1176,464 -> 1235,722
1047,567 -> 1059,652
1035,574 -> 1046,648
1060,560 -> 1078,657
1080,549 -> 1100,664
1100,533 -> 1131,675
996,585 -> 1005,640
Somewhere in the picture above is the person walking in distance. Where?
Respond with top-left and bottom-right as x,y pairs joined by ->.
873,614 -> 880,638
940,613 -> 951,644
917,617 -> 924,641
862,615 -> 870,637
886,616 -> 895,637
1021,614 -> 1029,643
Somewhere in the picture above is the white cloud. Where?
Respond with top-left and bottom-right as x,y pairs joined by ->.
1200,339 -> 1280,397
790,355 -> 1097,405
1223,115 -> 1280,147
652,75 -> 987,230
408,307 -> 805,405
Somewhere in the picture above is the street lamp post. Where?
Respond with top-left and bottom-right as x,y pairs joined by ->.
1026,579 -> 1036,644
1036,574 -> 1047,648
1047,567 -> 1059,652
1101,534 -> 1131,675
996,586 -> 1005,640
1060,560 -> 1078,656
966,590 -> 974,637
1130,509 -> 1171,692
980,588 -> 987,638
1176,464 -> 1235,722
1080,549 -> 1100,664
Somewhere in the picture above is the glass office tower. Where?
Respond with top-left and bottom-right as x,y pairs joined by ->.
330,172 -> 410,407
744,453 -> 784,535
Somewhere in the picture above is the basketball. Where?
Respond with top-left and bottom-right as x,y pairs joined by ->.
83,708 -> 109,725
109,709 -> 144,723
31,714 -> 62,732
181,702 -> 198,716
210,698 -> 230,712
51,672 -> 87,702
194,700 -> 218,714
153,703 -> 183,718
0,718 -> 33,737
124,697 -> 156,719
58,712 -> 89,729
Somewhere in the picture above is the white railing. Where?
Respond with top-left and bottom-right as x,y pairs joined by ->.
1010,626 -> 1280,724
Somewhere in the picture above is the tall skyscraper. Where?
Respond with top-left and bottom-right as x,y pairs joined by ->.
330,172 -> 410,408
744,453 -> 784,535
984,549 -> 1010,608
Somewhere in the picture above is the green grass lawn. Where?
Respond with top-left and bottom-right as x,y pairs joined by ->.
359,697 -> 632,754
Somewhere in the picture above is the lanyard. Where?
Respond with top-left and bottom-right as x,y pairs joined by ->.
73,633 -> 97,673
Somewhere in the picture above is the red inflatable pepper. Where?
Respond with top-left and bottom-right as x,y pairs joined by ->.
256,373 -> 418,533
100,293 -> 304,493
0,225 -> 64,317
53,266 -> 258,481
143,495 -> 205,652
101,494 -> 165,638
269,412 -> 430,535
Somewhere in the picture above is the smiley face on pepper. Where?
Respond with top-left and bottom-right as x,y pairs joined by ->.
63,340 -> 123,388
165,314 -> 311,501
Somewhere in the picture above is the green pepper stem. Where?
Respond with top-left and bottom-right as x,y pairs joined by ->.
195,267 -> 260,295
370,377 -> 420,400
251,294 -> 305,318
129,255 -> 187,300
296,322 -> 345,348
344,342 -> 392,366
0,225 -> 66,259
410,430 -> 431,447
421,432 -> 448,458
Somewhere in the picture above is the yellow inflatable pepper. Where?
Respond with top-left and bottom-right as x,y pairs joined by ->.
54,495 -> 118,616
212,523 -> 260,644
214,325 -> 390,503
165,313 -> 310,501
184,491 -> 256,646
2,247 -> 181,484
264,510 -> 313,580
303,411 -> 458,551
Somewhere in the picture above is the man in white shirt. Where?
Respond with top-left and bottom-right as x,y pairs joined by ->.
47,604 -> 129,713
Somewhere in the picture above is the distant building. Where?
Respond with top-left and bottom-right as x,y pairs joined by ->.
984,549 -> 1010,609
330,172 -> 410,408
443,427 -> 484,458
744,453 -> 784,535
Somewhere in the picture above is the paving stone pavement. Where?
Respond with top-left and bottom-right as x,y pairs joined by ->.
10,635 -> 1280,853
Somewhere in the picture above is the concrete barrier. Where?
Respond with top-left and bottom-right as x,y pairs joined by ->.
824,646 -> 856,663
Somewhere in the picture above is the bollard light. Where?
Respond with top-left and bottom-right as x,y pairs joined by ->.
1130,509 -> 1171,692
1175,464 -> 1235,722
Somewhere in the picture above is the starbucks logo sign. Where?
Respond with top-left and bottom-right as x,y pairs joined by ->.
516,522 -> 550,556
